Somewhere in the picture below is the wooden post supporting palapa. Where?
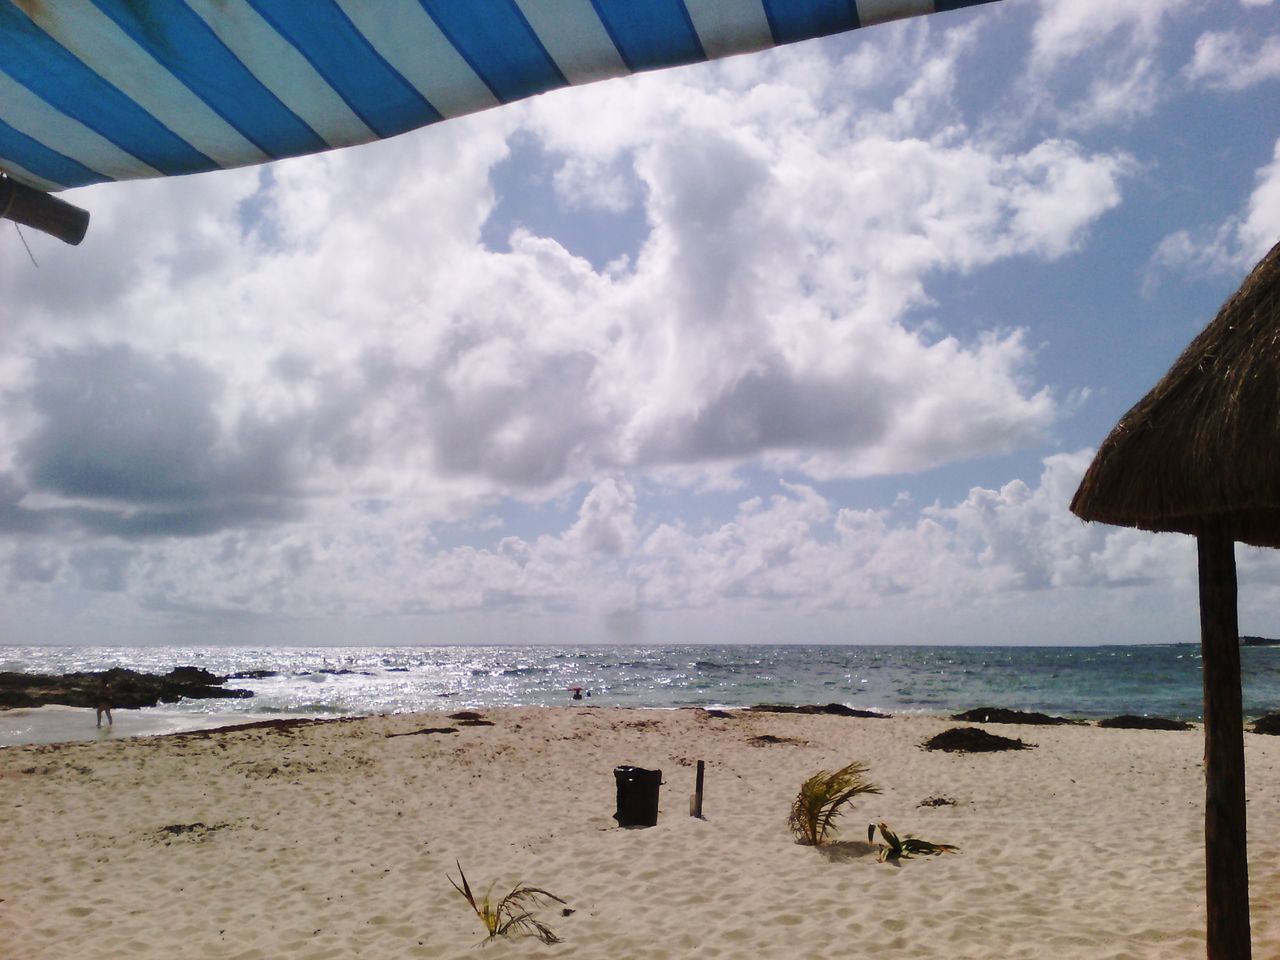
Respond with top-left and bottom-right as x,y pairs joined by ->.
1,176 -> 90,245
1197,520 -> 1251,960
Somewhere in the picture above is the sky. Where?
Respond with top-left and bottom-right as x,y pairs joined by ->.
2,0 -> 1280,648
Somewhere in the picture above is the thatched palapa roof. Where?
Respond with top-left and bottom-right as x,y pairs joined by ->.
1071,238 -> 1280,547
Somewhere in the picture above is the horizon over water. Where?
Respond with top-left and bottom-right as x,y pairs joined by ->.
4,642 -> 1279,747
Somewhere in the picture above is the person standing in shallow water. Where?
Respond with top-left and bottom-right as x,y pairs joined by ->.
95,679 -> 113,728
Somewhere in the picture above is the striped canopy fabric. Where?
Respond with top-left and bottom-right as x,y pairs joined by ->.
1,0 -> 998,196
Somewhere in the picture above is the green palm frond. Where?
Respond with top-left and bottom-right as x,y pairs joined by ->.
789,761 -> 880,846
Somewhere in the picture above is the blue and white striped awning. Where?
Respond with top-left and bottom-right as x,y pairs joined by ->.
1,0 -> 999,198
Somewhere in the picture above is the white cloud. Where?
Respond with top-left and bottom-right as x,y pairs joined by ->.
1062,56 -> 1162,130
1147,137 -> 1280,282
0,13 -> 1163,644
564,478 -> 638,556
3,38 -> 1132,517
1030,0 -> 1190,68
0,451 -> 1216,644
1025,0 -> 1192,130
1186,31 -> 1280,91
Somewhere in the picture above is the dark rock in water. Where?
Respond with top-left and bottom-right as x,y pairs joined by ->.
228,670 -> 278,680
165,666 -> 222,685
1253,714 -> 1280,735
1098,715 -> 1192,731
386,667 -> 410,672
0,666 -> 252,710
923,727 -> 1034,753
750,703 -> 890,719
951,707 -> 1081,726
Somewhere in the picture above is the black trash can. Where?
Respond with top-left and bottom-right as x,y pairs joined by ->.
613,765 -> 662,827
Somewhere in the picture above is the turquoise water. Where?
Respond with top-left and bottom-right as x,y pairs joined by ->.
4,643 -> 1279,736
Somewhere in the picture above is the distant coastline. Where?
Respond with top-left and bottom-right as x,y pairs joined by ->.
1241,636 -> 1280,647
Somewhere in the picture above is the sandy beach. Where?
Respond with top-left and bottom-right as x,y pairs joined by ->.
2,707 -> 1278,959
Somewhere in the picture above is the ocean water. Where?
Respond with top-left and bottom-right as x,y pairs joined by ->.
3,643 -> 1280,747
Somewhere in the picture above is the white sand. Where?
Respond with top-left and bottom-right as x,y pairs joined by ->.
2,708 -> 1277,959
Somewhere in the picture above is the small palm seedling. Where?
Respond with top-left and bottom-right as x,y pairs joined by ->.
868,821 -> 959,863
789,761 -> 881,846
447,861 -> 568,945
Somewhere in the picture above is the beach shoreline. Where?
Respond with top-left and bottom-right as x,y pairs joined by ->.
3,707 -> 1278,958
0,698 -> 1233,751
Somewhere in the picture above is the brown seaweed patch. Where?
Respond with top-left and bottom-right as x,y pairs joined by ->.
157,717 -> 359,741
951,707 -> 1081,726
923,727 -> 1034,753
749,734 -> 807,747
1253,714 -> 1280,735
385,727 -> 458,738
1098,715 -> 1193,731
156,822 -> 228,843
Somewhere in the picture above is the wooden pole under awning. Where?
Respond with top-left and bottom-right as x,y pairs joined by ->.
1197,519 -> 1251,960
1,176 -> 90,245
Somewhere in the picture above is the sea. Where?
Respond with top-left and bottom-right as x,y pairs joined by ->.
4,643 -> 1280,747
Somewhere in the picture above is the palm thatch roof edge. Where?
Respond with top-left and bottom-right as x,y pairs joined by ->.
1070,237 -> 1280,547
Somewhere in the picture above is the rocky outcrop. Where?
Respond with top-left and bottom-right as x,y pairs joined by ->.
749,703 -> 891,719
1241,636 -> 1280,647
0,667 -> 253,709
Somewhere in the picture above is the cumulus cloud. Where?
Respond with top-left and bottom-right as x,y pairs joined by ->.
564,478 -> 639,556
0,12 -> 1166,643
12,345 -> 303,538
8,32 -> 1130,506
2,454 -> 1212,642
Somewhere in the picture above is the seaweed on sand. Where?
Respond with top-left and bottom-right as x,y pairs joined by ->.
922,727 -> 1033,753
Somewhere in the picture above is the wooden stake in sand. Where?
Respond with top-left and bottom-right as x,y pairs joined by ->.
691,760 -> 705,818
